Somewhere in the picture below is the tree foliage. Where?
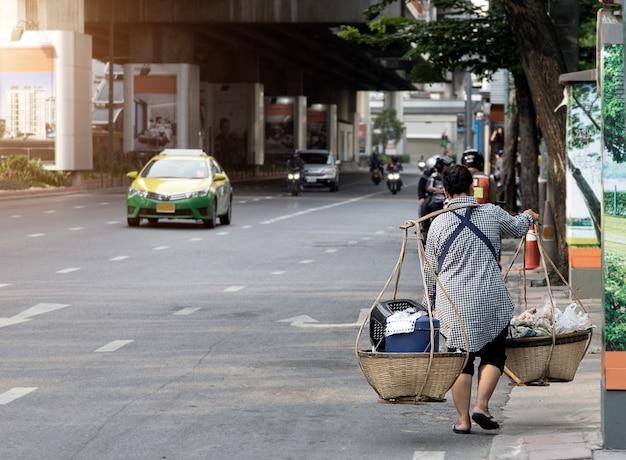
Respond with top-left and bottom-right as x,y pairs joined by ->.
372,108 -> 405,155
339,0 -> 521,83
601,44 -> 626,164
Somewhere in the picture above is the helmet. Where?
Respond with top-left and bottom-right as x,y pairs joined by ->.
461,149 -> 484,170
435,155 -> 453,172
424,155 -> 439,173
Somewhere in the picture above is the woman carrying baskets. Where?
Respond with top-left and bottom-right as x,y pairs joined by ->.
422,165 -> 538,434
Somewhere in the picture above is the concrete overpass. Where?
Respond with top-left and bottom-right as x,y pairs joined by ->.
1,0 -> 417,173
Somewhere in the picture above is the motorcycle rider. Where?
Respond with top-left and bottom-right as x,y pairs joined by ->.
418,156 -> 438,216
386,154 -> 404,188
368,152 -> 384,183
420,155 -> 453,240
461,149 -> 497,204
286,150 -> 305,191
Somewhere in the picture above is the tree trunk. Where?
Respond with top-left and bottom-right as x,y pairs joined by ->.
514,72 -> 540,213
502,108 -> 518,211
499,0 -> 569,279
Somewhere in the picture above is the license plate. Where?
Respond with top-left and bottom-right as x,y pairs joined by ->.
156,203 -> 176,213
306,178 -> 316,183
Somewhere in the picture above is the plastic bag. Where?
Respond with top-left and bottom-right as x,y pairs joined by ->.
384,308 -> 427,337
554,302 -> 593,335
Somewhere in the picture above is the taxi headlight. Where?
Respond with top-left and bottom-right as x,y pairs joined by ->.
127,187 -> 147,198
186,188 -> 210,199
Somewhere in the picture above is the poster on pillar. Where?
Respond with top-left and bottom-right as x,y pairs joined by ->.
264,96 -> 306,158
209,84 -> 251,171
0,46 -> 56,162
600,42 -> 626,355
565,82 -> 602,248
306,105 -> 328,149
132,75 -> 177,152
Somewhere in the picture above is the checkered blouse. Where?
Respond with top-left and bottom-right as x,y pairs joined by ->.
422,196 -> 533,352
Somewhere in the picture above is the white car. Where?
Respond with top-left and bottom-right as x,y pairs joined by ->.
300,149 -> 340,192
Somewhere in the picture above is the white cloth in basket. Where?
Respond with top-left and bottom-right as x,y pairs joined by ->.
384,308 -> 427,337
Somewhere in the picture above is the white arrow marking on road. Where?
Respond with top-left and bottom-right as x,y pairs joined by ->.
278,309 -> 368,328
0,387 -> 38,405
95,340 -> 134,353
0,303 -> 70,329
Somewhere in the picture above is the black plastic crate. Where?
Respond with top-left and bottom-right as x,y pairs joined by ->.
370,299 -> 426,351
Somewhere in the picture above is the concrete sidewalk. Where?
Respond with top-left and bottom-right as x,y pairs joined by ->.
489,244 -> 625,460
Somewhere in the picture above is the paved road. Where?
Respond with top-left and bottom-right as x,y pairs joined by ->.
0,170 -> 508,459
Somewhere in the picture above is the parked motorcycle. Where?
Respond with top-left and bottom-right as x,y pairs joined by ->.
287,169 -> 303,196
386,167 -> 402,195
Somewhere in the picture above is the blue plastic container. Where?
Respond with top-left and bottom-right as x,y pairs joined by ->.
385,316 -> 439,352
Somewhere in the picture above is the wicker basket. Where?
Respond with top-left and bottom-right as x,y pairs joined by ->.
357,350 -> 466,401
502,233 -> 594,386
505,329 -> 592,384
355,214 -> 471,403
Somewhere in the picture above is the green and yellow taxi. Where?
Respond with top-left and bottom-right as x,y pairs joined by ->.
126,149 -> 232,228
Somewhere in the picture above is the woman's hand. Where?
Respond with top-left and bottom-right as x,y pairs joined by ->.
523,209 -> 539,222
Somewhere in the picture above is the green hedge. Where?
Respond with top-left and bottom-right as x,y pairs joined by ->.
604,190 -> 626,216
0,155 -> 70,188
605,253 -> 626,351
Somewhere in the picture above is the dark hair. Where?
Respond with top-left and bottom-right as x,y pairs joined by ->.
443,165 -> 473,196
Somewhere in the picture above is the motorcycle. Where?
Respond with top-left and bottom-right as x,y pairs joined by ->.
370,167 -> 383,185
287,168 -> 303,196
386,167 -> 402,195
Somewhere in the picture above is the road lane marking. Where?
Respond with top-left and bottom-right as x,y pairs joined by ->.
174,307 -> 201,315
153,246 -> 169,250
10,214 -> 22,218
44,210 -> 55,214
69,227 -> 84,231
413,452 -> 444,460
189,237 -> 203,241
241,225 -> 253,229
217,231 -> 229,235
0,283 -> 12,288
325,249 -> 338,253
106,221 -> 119,225
0,387 -> 38,405
299,259 -> 314,264
260,194 -> 376,224
271,271 -> 286,275
224,286 -> 244,292
13,303 -> 70,320
110,256 -> 129,261
27,233 -> 45,238
95,340 -> 134,353
57,268 -> 80,274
